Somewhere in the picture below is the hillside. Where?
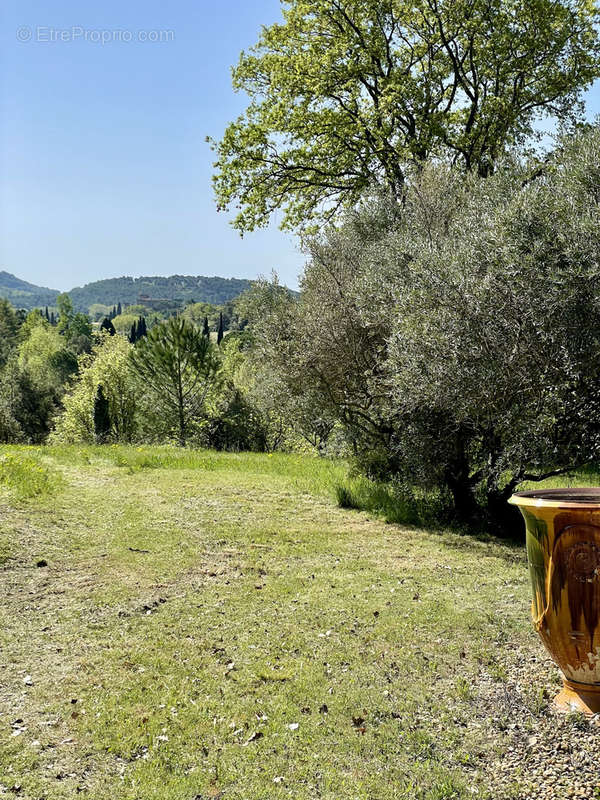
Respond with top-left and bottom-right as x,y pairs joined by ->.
0,271 -> 254,311
0,271 -> 58,308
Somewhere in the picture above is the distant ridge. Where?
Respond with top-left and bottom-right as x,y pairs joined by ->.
69,274 -> 253,310
0,271 -> 59,308
0,271 -> 254,311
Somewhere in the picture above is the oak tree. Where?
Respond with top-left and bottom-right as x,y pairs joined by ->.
212,0 -> 600,231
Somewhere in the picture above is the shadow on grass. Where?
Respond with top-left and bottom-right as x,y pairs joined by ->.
335,475 -> 527,558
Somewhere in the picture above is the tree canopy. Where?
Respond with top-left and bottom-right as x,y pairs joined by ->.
212,0 -> 600,232
52,334 -> 138,444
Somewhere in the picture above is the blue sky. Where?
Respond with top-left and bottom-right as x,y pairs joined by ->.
1,0 -> 304,291
2,0 -> 600,293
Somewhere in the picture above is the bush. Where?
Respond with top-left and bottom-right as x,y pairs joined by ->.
196,389 -> 270,452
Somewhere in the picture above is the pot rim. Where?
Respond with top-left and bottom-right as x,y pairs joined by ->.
509,487 -> 600,509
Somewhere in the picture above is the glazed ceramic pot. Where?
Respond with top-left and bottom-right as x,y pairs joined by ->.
510,488 -> 600,713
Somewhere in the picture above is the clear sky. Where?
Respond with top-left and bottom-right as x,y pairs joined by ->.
0,0 -> 305,291
2,1 -> 600,293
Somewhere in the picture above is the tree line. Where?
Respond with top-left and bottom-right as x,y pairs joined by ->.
0,291 -> 331,454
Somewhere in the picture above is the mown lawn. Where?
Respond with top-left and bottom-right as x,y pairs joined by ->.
0,446 -> 598,799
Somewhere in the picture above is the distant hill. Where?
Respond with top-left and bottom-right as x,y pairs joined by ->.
0,271 -> 59,308
68,275 -> 253,311
0,272 -> 254,312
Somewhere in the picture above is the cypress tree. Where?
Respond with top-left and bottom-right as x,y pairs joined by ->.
44,306 -> 50,321
50,311 -> 55,325
138,316 -> 147,338
129,321 -> 137,343
93,385 -> 111,443
217,312 -> 224,345
117,301 -> 122,316
202,316 -> 210,338
100,317 -> 116,336
110,305 -> 117,320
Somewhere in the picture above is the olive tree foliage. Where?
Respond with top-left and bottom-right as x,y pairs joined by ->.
51,334 -> 138,444
250,126 -> 600,525
244,229 -> 395,468
212,0 -> 600,232
377,147 -> 600,522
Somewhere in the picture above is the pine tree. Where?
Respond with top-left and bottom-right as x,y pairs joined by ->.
129,321 -> 137,343
93,385 -> 111,443
117,302 -> 122,316
202,316 -> 210,338
100,317 -> 116,336
217,312 -> 224,345
130,318 -> 220,446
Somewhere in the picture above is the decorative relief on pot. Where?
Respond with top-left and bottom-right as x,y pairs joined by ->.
566,541 -> 600,583
548,524 -> 600,682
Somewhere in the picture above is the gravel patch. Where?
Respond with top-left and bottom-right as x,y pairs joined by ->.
475,646 -> 600,799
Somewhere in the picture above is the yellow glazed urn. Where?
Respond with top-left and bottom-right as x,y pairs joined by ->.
510,488 -> 600,714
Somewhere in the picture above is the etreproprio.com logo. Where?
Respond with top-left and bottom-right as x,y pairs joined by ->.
16,26 -> 175,44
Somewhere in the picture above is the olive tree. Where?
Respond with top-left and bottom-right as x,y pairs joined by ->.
381,133 -> 600,523
251,126 -> 600,526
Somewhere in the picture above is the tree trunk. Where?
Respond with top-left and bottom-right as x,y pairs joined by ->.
445,470 -> 480,523
484,483 -> 523,537
177,389 -> 186,447
178,402 -> 186,447
444,429 -> 480,523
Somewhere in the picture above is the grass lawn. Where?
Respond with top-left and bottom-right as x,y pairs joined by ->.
1,446 -> 599,799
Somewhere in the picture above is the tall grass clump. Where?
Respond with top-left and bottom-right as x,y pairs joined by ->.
0,449 -> 61,499
94,445 -> 344,494
47,444 -> 347,497
336,476 -> 449,527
